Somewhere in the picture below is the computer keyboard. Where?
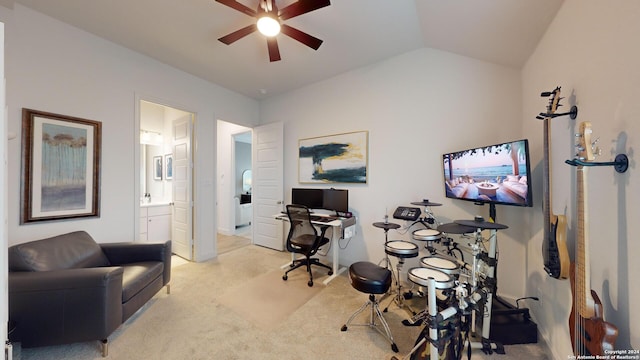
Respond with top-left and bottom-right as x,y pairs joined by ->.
310,215 -> 337,223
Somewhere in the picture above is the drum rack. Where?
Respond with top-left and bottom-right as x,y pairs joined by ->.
392,226 -> 505,360
392,206 -> 513,360
385,201 -> 537,359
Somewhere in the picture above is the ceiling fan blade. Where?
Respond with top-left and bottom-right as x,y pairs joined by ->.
218,24 -> 257,45
215,0 -> 257,17
279,0 -> 330,20
281,24 -> 323,50
267,37 -> 281,62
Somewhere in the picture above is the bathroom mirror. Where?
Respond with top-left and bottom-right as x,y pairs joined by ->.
242,169 -> 252,194
141,144 -> 163,202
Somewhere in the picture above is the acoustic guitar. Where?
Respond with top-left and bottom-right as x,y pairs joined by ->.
538,87 -> 570,279
569,121 -> 618,356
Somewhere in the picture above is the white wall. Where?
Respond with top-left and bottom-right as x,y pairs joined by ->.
522,0 -> 639,357
1,4 -> 259,260
260,47 -> 529,300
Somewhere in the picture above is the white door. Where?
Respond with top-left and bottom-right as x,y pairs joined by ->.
172,115 -> 193,260
252,122 -> 284,250
0,22 -> 8,347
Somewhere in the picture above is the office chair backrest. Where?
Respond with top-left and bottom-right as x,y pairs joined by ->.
286,204 -> 318,239
285,204 -> 329,256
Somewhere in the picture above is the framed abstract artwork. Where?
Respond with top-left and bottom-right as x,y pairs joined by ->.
298,131 -> 368,184
20,108 -> 101,224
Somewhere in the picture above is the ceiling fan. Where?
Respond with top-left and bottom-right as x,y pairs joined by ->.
215,0 -> 331,62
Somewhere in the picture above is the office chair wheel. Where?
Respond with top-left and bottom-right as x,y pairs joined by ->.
282,274 -> 288,281
340,325 -> 348,331
308,280 -> 313,287
328,270 -> 334,276
391,343 -> 399,353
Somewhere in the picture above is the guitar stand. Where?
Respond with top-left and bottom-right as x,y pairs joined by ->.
536,104 -> 579,120
565,153 -> 629,173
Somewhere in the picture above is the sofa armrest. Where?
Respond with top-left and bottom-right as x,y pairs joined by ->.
101,241 -> 171,285
8,267 -> 124,346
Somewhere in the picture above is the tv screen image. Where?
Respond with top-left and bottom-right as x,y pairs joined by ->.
442,139 -> 533,207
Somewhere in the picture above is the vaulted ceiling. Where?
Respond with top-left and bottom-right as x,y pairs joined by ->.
9,0 -> 563,100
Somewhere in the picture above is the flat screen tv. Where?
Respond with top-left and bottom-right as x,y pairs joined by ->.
442,139 -> 533,207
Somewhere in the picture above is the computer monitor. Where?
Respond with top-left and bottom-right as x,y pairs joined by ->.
291,188 -> 323,209
322,188 -> 349,214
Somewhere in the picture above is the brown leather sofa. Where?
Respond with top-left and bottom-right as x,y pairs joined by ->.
8,231 -> 171,356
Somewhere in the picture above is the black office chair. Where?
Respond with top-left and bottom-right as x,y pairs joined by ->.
282,204 -> 334,287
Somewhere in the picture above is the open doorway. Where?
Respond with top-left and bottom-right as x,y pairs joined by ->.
234,131 -> 252,235
138,99 -> 195,261
216,121 -> 252,254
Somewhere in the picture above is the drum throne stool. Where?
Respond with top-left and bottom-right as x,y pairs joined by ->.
341,261 -> 399,353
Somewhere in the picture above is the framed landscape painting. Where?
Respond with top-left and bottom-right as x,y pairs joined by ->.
20,109 -> 101,224
298,131 -> 368,184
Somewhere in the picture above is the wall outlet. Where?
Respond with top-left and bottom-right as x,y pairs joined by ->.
343,225 -> 355,239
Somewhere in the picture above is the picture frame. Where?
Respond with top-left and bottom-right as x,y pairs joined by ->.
153,156 -> 163,180
298,130 -> 368,184
164,154 -> 173,180
20,108 -> 101,224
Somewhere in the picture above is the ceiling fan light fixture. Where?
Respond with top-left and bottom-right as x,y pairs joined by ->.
257,15 -> 280,37
216,0 -> 330,61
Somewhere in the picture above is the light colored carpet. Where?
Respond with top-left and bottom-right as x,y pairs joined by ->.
171,255 -> 189,268
217,233 -> 251,254
12,245 -> 550,359
218,269 -> 323,330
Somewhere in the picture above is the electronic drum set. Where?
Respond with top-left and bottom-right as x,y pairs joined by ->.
374,200 -> 508,360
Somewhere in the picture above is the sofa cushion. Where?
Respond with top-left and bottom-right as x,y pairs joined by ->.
9,231 -> 111,272
121,262 -> 164,302
506,174 -> 519,182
